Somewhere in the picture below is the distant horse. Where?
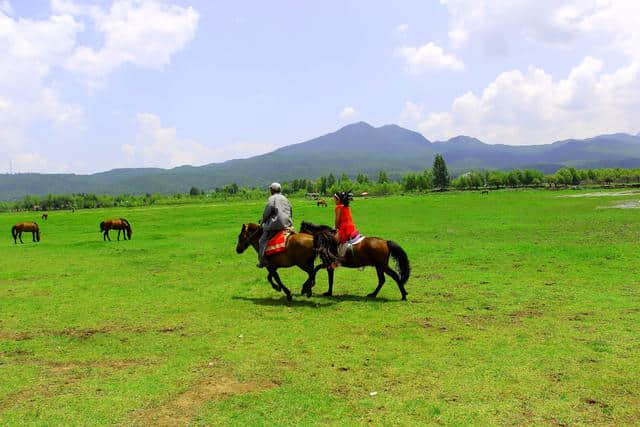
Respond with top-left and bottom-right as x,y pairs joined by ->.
41,213 -> 48,220
300,221 -> 411,300
236,223 -> 318,301
12,222 -> 40,244
317,199 -> 328,207
100,218 -> 132,241
481,189 -> 489,195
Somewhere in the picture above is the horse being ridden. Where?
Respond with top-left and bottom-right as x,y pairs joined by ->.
236,223 -> 318,301
100,218 -> 132,241
12,222 -> 40,244
300,193 -> 410,300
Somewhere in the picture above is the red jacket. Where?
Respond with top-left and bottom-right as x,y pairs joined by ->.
335,204 -> 359,244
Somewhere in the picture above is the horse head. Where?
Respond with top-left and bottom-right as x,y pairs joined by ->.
236,223 -> 261,253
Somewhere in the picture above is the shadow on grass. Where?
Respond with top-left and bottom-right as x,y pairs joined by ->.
318,294 -> 395,303
233,293 -> 399,306
232,296 -> 335,308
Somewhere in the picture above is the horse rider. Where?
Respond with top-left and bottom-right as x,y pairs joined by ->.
258,182 -> 293,268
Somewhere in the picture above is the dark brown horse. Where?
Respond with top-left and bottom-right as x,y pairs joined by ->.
300,221 -> 411,300
12,222 -> 40,244
41,213 -> 48,220
236,223 -> 318,301
100,218 -> 132,241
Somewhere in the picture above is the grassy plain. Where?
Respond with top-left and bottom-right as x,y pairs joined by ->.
1,190 -> 640,425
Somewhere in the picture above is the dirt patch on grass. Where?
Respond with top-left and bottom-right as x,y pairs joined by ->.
598,200 -> 640,209
134,374 -> 277,426
0,331 -> 32,341
560,190 -> 640,198
0,325 -> 185,341
508,309 -> 543,320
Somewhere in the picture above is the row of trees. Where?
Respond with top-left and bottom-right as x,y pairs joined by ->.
6,154 -> 640,212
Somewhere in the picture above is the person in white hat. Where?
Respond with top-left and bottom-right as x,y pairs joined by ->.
257,182 -> 293,267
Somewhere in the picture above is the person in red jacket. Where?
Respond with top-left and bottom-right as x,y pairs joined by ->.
334,190 -> 359,244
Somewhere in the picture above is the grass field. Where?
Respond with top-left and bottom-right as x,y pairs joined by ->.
1,190 -> 640,425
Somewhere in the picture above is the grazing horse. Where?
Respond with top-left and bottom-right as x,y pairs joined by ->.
316,199 -> 328,207
100,218 -> 132,241
12,222 -> 40,244
236,223 -> 318,301
41,213 -> 48,220
300,221 -> 411,300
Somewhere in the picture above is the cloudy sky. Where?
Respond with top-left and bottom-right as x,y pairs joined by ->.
1,0 -> 639,173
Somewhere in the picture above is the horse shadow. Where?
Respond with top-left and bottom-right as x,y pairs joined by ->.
317,294 -> 395,303
231,296 -> 335,308
232,293 -> 397,307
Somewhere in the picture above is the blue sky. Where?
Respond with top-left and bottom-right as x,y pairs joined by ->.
1,0 -> 639,173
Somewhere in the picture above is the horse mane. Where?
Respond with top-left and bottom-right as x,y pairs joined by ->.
300,221 -> 334,234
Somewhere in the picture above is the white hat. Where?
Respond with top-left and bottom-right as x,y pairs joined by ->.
269,182 -> 281,192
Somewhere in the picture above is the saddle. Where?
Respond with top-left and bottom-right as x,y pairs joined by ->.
266,228 -> 295,256
338,233 -> 365,258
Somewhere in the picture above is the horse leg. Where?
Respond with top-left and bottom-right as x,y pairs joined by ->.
32,231 -> 36,242
322,268 -> 335,297
367,266 -> 386,298
19,232 -> 24,244
272,271 -> 292,302
300,261 -> 315,298
384,266 -> 408,301
117,229 -> 121,241
267,267 -> 281,292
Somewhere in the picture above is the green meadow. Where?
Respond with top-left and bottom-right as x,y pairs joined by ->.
1,190 -> 639,425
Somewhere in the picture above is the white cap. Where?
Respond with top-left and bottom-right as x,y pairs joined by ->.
269,182 -> 282,192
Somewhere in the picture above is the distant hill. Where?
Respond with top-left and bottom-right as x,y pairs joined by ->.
2,122 -> 640,200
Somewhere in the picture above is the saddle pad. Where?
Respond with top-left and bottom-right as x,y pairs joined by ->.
266,229 -> 293,256
338,235 -> 365,258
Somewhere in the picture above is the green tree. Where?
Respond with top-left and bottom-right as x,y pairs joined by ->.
432,154 -> 450,190
377,170 -> 388,184
189,186 -> 201,196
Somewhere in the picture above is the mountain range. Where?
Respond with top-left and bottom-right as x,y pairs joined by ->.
2,122 -> 640,200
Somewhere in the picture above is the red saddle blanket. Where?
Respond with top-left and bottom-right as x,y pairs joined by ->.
266,229 -> 294,256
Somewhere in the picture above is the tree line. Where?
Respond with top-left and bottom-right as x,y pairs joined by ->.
4,154 -> 640,212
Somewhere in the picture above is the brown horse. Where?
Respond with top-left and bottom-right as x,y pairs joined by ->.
100,218 -> 132,241
12,222 -> 40,244
236,223 -> 318,301
300,221 -> 411,300
41,213 -> 48,220
317,199 -> 328,207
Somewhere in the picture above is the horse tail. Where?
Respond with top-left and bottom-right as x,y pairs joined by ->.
313,230 -> 340,266
34,223 -> 40,242
11,225 -> 16,239
387,241 -> 410,285
99,221 -> 105,232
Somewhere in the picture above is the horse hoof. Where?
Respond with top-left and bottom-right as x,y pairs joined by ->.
322,292 -> 332,297
305,291 -> 312,298
366,293 -> 377,298
286,295 -> 292,302
402,295 -> 408,301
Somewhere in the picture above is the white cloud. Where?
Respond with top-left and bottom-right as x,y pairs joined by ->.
440,0 -> 640,58
339,106 -> 358,120
395,23 -> 409,34
396,42 -> 464,73
408,56 -> 640,144
63,0 -> 199,83
124,113 -> 276,168
0,0 -> 12,14
0,6 -> 84,170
